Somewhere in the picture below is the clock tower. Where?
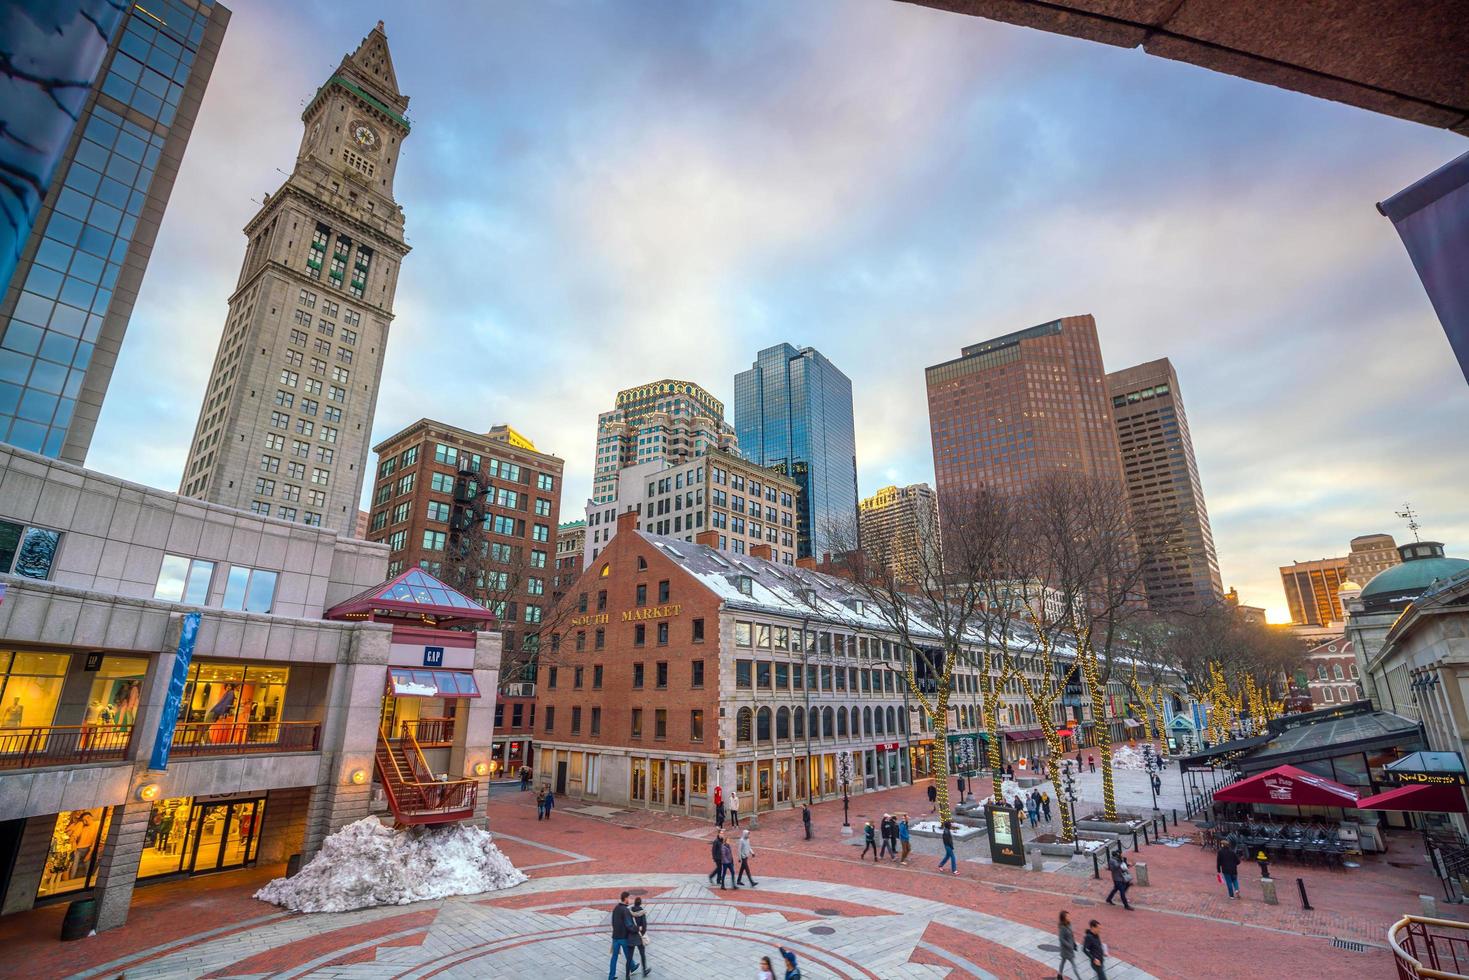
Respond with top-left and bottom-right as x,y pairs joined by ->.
179,22 -> 410,533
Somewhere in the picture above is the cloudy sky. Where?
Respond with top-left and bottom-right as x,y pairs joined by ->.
87,0 -> 1469,622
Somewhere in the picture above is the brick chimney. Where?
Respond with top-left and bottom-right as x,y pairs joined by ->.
616,509 -> 639,533
696,530 -> 720,548
750,543 -> 773,561
795,556 -> 816,570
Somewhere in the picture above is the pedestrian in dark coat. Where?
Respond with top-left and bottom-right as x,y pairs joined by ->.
629,898 -> 650,977
720,838 -> 738,890
939,821 -> 959,874
1105,851 -> 1134,910
878,815 -> 895,859
861,820 -> 878,860
543,788 -> 555,818
708,832 -> 724,885
535,787 -> 546,820
802,804 -> 812,840
1217,842 -> 1241,899
1083,920 -> 1107,979
608,892 -> 640,980
927,782 -> 938,812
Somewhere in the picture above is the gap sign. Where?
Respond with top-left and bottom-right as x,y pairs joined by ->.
423,646 -> 445,668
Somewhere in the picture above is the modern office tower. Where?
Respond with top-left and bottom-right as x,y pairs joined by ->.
0,0 -> 229,461
733,343 -> 859,559
178,22 -> 407,532
1345,533 -> 1402,586
927,316 -> 1127,505
1280,556 -> 1350,626
590,380 -> 737,506
858,483 -> 940,583
1107,358 -> 1224,609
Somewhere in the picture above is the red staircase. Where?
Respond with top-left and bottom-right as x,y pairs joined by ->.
374,726 -> 478,826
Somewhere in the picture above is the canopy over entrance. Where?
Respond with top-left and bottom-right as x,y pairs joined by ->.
1358,782 -> 1468,814
325,568 -> 493,627
1213,764 -> 1360,808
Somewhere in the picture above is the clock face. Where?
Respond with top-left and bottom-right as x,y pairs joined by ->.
351,121 -> 379,150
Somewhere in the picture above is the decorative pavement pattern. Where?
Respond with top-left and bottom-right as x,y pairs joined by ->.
63,874 -> 1157,979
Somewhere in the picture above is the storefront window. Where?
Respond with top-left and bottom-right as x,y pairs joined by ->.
37,807 -> 112,898
84,656 -> 149,729
0,650 -> 69,732
138,796 -> 267,880
180,662 -> 290,728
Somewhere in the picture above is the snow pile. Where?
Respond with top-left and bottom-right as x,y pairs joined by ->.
1111,746 -> 1151,771
974,779 -> 1025,808
255,817 -> 526,913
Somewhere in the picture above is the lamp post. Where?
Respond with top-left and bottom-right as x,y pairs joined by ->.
837,751 -> 852,829
1063,759 -> 1080,854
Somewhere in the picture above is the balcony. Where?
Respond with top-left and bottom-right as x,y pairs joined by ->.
1392,915 -> 1469,979
397,716 -> 454,746
0,725 -> 132,771
170,720 -> 321,757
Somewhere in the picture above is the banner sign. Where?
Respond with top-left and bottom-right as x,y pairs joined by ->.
985,802 -> 1026,866
1384,769 -> 1469,787
148,611 -> 201,772
947,732 -> 980,774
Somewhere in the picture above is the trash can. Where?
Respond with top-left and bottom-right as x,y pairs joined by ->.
286,853 -> 302,878
60,897 -> 98,941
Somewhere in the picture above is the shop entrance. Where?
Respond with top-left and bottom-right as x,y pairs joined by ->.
138,796 -> 266,881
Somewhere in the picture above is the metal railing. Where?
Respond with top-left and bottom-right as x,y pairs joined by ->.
171,720 -> 320,756
374,726 -> 477,823
1392,916 -> 1469,979
398,716 -> 455,745
0,724 -> 133,770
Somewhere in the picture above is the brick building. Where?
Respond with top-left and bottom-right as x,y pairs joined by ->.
554,519 -> 585,599
1303,636 -> 1362,708
366,418 -> 562,775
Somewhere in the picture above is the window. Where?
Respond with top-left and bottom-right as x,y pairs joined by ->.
534,498 -> 551,517
431,472 -> 454,493
656,661 -> 668,688
423,530 -> 446,551
254,477 -> 275,496
691,659 -> 704,688
547,666 -> 558,689
544,706 -> 555,732
593,664 -> 603,688
270,411 -> 289,429
636,584 -> 647,607
386,530 -> 406,551
532,524 -> 549,542
264,433 -> 284,452
633,663 -> 644,688
260,454 -> 280,473
332,366 -> 349,384
657,622 -> 669,646
573,666 -> 584,689
311,467 -> 330,486
427,501 -> 450,522
221,566 -> 278,613
590,706 -> 601,736
279,369 -> 299,387
757,661 -> 772,689
654,709 -> 667,739
153,555 -> 214,604
658,580 -> 670,603
595,628 -> 605,650
735,622 -> 752,647
537,473 -> 555,491
287,338 -> 306,358
736,659 -> 752,689
570,706 -> 582,735
692,618 -> 705,643
631,708 -> 643,738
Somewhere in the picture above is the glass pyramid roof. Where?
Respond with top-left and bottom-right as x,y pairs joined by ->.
325,567 -> 493,623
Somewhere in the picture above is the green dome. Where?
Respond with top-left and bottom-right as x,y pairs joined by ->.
1359,542 -> 1469,611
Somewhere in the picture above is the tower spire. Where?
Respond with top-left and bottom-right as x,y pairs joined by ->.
341,20 -> 403,105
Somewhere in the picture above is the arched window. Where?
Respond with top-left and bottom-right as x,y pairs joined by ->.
599,563 -> 610,577
776,706 -> 790,740
887,707 -> 897,734
823,706 -> 835,738
736,707 -> 752,743
850,707 -> 860,738
637,555 -> 648,570
874,707 -> 885,736
898,708 -> 907,734
864,706 -> 874,736
793,706 -> 806,739
837,708 -> 849,737
756,706 -> 772,742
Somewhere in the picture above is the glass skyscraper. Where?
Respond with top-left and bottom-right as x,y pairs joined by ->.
0,0 -> 229,462
734,343 -> 859,559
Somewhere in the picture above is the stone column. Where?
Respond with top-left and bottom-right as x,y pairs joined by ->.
1,815 -> 58,915
93,797 -> 152,931
256,786 -> 312,865
460,630 -> 502,822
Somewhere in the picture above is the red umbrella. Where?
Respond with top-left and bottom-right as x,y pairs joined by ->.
1213,765 -> 1360,808
1357,782 -> 1468,814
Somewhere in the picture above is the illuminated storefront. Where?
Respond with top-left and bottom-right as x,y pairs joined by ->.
136,796 -> 267,880
36,808 -> 113,900
0,651 -> 68,733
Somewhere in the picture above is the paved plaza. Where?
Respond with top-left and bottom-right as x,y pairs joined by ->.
0,776 -> 1452,979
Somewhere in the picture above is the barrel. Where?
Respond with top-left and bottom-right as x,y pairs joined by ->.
60,897 -> 97,941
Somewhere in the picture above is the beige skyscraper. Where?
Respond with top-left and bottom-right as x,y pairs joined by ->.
858,483 -> 939,582
590,380 -> 736,505
178,23 -> 409,531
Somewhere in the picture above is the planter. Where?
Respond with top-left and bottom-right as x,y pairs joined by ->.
1076,818 -> 1149,835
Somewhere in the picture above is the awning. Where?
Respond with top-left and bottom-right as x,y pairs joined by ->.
389,668 -> 481,698
1213,764 -> 1359,808
1004,728 -> 1045,741
1358,782 -> 1468,814
1056,728 -> 1074,738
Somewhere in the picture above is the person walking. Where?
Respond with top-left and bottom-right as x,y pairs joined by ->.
939,821 -> 959,875
709,832 -> 725,886
1027,792 -> 1040,829
629,897 -> 651,977
1056,910 -> 1084,980
757,955 -> 776,980
721,836 -> 739,890
543,787 -> 555,820
898,814 -> 911,865
1083,919 -> 1107,979
608,891 -> 640,980
535,787 -> 546,820
927,782 -> 938,812
737,829 -> 758,886
861,820 -> 878,861
802,803 -> 812,840
1104,850 -> 1134,910
1217,841 -> 1241,899
878,814 -> 895,859
729,790 -> 741,827
715,785 -> 726,828
520,766 -> 531,791
1088,755 -> 1096,774
778,947 -> 802,980
1041,791 -> 1053,823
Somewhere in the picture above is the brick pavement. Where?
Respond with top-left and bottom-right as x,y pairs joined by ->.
0,777 -> 1445,979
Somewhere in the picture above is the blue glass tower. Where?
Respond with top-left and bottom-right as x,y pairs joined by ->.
734,343 -> 859,559
0,0 -> 229,462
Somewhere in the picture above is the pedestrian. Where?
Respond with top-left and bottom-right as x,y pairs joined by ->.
1041,791 -> 1053,823
778,946 -> 802,980
1027,791 -> 1040,829
737,829 -> 759,886
861,819 -> 878,860
709,832 -> 725,885
520,766 -> 531,791
1216,841 -> 1241,899
757,955 -> 776,980
1088,755 -> 1096,774
715,785 -> 726,828
544,786 -> 555,820
898,813 -> 911,865
1104,850 -> 1134,911
721,836 -> 738,890
536,786 -> 546,820
729,790 -> 741,827
802,803 -> 812,840
629,897 -> 651,977
927,782 -> 938,812
879,814 -> 894,859
1083,919 -> 1107,979
939,820 -> 959,875
1150,772 -> 1162,798
1056,909 -> 1084,980
608,891 -> 640,980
